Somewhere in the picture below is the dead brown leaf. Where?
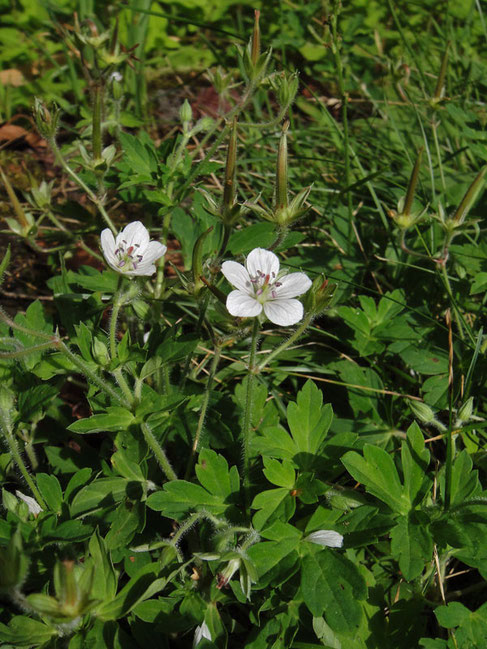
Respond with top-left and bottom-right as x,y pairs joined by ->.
0,123 -> 46,148
0,69 -> 25,87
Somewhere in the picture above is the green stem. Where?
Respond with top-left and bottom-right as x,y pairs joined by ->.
109,298 -> 122,361
48,136 -> 117,234
0,409 -> 46,509
140,421 -> 177,482
431,120 -> 446,192
439,264 -> 466,341
242,319 -> 260,499
257,312 -> 313,372
109,293 -> 135,407
331,5 -> 353,248
57,341 -> 124,406
92,82 -> 103,162
185,346 -> 222,479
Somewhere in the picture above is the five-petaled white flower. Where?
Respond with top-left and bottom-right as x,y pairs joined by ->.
101,221 -> 166,276
221,248 -> 311,326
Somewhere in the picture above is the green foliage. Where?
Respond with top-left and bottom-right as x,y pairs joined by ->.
0,0 -> 487,647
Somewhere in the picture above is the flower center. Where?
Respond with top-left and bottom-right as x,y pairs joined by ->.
250,269 -> 282,303
114,240 -> 144,272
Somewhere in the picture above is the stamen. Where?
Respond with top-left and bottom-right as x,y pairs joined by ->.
256,288 -> 263,296
118,260 -> 126,268
271,290 -> 277,298
275,282 -> 282,287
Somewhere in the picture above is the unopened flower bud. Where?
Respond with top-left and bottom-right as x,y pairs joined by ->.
456,397 -> 474,424
271,71 -> 299,109
180,99 -> 193,125
0,529 -> 29,592
92,338 -> 109,366
192,116 -> 214,134
192,226 -> 213,297
409,399 -> 436,424
304,275 -> 336,315
33,98 -> 60,140
408,400 -> 446,432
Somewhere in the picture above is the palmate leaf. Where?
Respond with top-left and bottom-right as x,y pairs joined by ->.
301,550 -> 367,634
390,514 -> 433,581
147,449 -> 238,520
342,444 -> 409,515
0,616 -> 56,646
254,380 -> 333,471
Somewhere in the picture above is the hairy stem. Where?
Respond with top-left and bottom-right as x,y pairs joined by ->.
140,421 -> 177,482
0,409 -> 46,509
257,312 -> 313,372
242,319 -> 260,503
185,346 -> 222,479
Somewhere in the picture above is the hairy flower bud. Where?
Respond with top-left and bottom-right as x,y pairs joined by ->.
33,98 -> 60,140
303,275 -> 336,315
180,99 -> 193,126
0,529 -> 29,592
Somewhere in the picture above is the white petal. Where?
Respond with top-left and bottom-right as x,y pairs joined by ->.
221,261 -> 252,292
142,241 -> 167,264
193,621 -> 212,647
127,262 -> 158,276
275,272 -> 312,299
101,228 -> 116,260
120,221 -> 150,251
263,298 -> 303,326
305,530 -> 344,548
246,248 -> 279,278
226,290 -> 262,318
15,490 -> 43,516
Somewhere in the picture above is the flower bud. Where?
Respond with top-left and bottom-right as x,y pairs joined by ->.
271,71 -> 299,109
110,72 -> 124,100
180,99 -> 193,126
408,399 -> 436,424
192,116 -> 215,134
303,275 -> 336,315
33,98 -> 60,140
0,529 -> 29,592
92,338 -> 109,366
192,226 -> 213,297
456,397 -> 474,424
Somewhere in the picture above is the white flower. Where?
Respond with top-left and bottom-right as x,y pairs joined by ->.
15,490 -> 43,516
304,529 -> 344,548
221,248 -> 311,326
193,621 -> 211,647
101,221 -> 166,276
